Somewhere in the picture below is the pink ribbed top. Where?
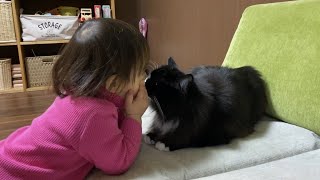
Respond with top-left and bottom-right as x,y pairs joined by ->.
0,90 -> 142,180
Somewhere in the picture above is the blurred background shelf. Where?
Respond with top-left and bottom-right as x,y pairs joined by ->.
20,40 -> 69,45
0,0 -> 116,93
0,87 -> 23,94
0,42 -> 17,46
26,86 -> 51,92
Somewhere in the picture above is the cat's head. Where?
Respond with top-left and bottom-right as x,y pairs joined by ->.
145,57 -> 194,120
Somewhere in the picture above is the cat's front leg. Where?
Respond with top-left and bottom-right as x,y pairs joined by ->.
144,134 -> 170,151
143,134 -> 155,145
160,138 -> 186,151
147,135 -> 186,151
144,130 -> 160,145
157,128 -> 190,151
155,141 -> 170,151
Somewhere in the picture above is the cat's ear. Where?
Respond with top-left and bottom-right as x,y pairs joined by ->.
168,57 -> 177,68
179,74 -> 193,90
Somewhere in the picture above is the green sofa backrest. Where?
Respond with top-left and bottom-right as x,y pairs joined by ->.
222,0 -> 320,134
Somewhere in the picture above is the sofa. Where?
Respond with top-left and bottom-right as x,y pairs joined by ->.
87,0 -> 320,179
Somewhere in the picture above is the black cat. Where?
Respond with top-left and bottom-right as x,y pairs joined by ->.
145,58 -> 267,151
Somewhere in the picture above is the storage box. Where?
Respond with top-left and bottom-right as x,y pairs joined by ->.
0,58 -> 12,90
0,1 -> 16,42
20,15 -> 78,41
25,56 -> 59,87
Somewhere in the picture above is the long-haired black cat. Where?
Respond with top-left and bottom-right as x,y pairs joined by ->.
144,58 -> 267,151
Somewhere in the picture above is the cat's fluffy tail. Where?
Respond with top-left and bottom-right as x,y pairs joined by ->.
243,66 -> 268,123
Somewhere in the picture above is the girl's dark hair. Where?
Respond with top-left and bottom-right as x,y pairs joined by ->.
52,18 -> 150,97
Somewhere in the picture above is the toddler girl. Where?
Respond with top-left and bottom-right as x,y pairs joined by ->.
0,18 -> 150,180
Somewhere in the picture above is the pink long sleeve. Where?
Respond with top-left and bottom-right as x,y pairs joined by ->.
0,90 -> 142,180
79,108 -> 142,174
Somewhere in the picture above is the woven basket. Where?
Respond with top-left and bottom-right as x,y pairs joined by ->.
0,1 -> 16,42
25,56 -> 59,87
0,58 -> 12,90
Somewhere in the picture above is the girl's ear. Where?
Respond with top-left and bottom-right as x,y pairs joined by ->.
168,57 -> 178,68
105,75 -> 117,88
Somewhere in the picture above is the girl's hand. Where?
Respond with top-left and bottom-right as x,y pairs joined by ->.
124,82 -> 149,123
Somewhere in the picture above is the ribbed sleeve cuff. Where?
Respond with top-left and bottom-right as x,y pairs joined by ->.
121,118 -> 142,143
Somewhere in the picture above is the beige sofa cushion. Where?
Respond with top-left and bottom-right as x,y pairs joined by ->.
196,149 -> 320,180
87,108 -> 320,180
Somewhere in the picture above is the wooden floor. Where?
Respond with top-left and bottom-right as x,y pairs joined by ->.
0,91 -> 55,140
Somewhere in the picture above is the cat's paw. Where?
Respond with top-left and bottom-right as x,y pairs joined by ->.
155,141 -> 170,151
143,135 -> 155,145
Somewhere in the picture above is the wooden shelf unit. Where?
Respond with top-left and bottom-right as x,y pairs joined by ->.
20,40 -> 70,45
0,0 -> 116,94
26,86 -> 51,92
0,42 -> 17,46
0,87 -> 23,94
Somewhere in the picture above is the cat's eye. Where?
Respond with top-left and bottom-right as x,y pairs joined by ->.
155,82 -> 158,86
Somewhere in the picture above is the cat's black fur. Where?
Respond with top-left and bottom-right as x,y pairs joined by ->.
145,58 -> 267,151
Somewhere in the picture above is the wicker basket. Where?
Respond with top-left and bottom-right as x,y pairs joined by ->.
0,58 -> 12,90
0,1 -> 16,42
25,56 -> 59,87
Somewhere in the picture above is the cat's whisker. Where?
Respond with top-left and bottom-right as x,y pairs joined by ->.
147,109 -> 156,114
152,96 -> 166,121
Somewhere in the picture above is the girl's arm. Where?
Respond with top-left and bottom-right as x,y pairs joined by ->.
79,108 -> 142,175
